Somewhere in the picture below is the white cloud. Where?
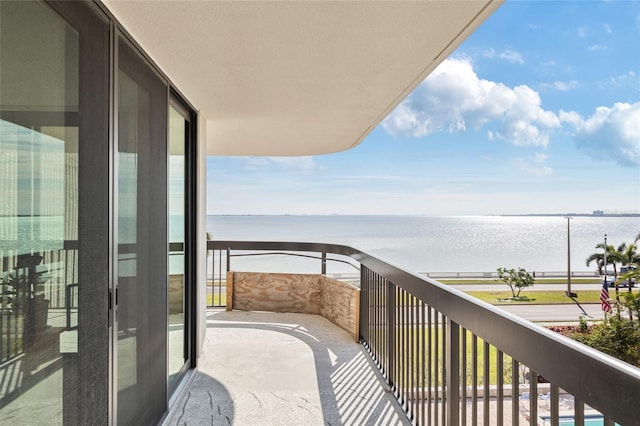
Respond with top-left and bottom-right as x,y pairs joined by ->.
514,157 -> 553,176
562,102 -> 640,166
588,44 -> 607,52
603,23 -> 612,34
541,80 -> 579,91
483,48 -> 496,59
534,153 -> 550,163
599,70 -> 638,89
499,50 -> 524,64
483,48 -> 524,64
381,58 -> 560,147
243,156 -> 319,172
269,156 -> 318,170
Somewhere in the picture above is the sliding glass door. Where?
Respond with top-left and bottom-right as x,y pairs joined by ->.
1,2 -> 196,424
115,33 -> 168,426
0,1 -> 109,423
168,98 -> 193,392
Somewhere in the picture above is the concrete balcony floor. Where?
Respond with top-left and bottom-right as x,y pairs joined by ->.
165,309 -> 409,425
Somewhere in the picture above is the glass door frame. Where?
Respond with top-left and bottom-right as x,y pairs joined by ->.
168,94 -> 197,396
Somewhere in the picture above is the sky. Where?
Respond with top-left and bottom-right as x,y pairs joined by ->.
207,0 -> 640,216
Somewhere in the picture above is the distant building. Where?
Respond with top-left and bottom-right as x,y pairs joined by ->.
593,210 -> 605,216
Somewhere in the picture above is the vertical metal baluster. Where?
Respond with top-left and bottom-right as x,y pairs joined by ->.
447,319 -> 460,426
379,274 -> 384,365
374,272 -> 378,362
401,288 -> 407,407
461,328 -> 467,426
404,289 -> 409,410
483,341 -> 490,426
434,311 -> 439,425
427,306 -> 432,426
529,370 -> 538,425
396,287 -> 402,402
380,274 -> 385,374
373,271 -> 378,360
512,359 -> 519,426
384,279 -> 390,389
381,274 -> 384,364
574,397 -> 584,426
397,288 -> 402,404
603,417 -> 615,426
497,350 -> 504,426
472,335 -> 478,426
371,272 -> 375,357
226,248 -> 231,306
442,314 -> 447,426
420,299 -> 425,426
360,267 -> 365,342
381,275 -> 386,374
372,272 -> 377,359
410,294 -> 415,420
550,384 -> 559,425
1,305 -> 3,360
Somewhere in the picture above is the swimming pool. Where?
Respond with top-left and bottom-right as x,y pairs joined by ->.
539,414 -> 619,426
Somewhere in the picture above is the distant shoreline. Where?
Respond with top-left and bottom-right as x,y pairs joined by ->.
499,213 -> 640,218
207,213 -> 640,217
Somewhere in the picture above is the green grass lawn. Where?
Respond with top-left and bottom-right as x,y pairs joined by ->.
207,281 -> 226,306
465,290 -> 602,304
395,328 -> 513,386
207,293 -> 226,306
439,278 -> 599,285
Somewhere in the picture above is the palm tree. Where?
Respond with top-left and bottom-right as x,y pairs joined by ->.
586,242 -> 625,300
585,242 -> 622,276
617,243 -> 639,291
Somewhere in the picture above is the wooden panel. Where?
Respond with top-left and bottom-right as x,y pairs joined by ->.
229,272 -> 360,341
231,272 -> 321,314
320,276 -> 360,341
226,271 -> 234,311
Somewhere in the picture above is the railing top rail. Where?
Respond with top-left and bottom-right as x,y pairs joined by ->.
208,240 -> 360,257
207,239 -> 640,424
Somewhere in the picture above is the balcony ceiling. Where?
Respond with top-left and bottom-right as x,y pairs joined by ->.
102,1 -> 502,156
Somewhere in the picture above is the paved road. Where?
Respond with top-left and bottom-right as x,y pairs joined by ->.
498,303 -> 605,322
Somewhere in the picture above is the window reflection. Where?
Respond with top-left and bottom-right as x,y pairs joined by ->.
168,106 -> 187,387
0,1 -> 79,420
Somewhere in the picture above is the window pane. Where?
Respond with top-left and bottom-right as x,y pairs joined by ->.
0,1 -> 79,423
168,106 -> 187,388
116,35 -> 168,426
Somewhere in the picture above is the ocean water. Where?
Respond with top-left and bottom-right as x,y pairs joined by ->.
207,215 -> 640,274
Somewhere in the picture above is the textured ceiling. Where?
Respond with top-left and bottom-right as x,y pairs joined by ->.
102,1 -> 502,156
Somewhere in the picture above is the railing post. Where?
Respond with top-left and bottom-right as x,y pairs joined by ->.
321,252 -> 326,275
226,247 -> 230,272
386,280 -> 395,388
446,319 -> 460,426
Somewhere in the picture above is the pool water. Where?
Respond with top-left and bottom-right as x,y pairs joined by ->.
540,415 -> 619,426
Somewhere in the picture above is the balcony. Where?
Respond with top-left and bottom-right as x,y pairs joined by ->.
171,240 -> 640,425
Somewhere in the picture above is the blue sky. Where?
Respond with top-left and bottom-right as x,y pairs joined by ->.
207,0 -> 640,216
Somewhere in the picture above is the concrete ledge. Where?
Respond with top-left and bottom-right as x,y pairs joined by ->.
227,271 -> 360,340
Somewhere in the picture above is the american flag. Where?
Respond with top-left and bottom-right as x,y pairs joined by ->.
600,278 -> 612,313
